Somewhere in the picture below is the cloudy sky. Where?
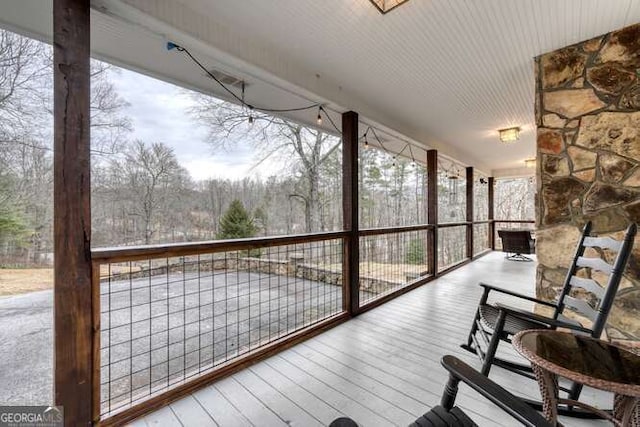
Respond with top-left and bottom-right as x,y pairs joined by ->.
109,68 -> 281,181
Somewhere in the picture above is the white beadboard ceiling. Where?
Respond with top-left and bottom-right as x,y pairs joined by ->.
1,0 -> 639,175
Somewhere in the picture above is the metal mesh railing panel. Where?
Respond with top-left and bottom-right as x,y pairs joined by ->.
359,229 -> 430,306
97,238 -> 343,415
438,226 -> 467,270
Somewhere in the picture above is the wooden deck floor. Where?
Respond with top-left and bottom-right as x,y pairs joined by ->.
129,252 -> 610,427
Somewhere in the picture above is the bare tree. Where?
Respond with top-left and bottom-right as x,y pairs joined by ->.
89,61 -> 132,156
0,28 -> 132,261
0,30 -> 49,143
110,141 -> 190,244
190,99 -> 341,233
495,178 -> 535,220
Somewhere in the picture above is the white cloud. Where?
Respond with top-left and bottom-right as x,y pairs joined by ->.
183,155 -> 288,181
109,67 -> 289,182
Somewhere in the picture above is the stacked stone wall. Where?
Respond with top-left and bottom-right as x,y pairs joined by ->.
104,256 -> 405,296
535,23 -> 640,341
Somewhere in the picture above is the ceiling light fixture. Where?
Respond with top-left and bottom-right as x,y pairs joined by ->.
369,0 -> 411,14
499,127 -> 520,143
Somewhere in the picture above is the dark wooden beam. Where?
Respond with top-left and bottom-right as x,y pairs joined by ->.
53,0 -> 93,425
427,150 -> 438,276
466,167 -> 474,259
342,111 -> 359,315
488,176 -> 495,251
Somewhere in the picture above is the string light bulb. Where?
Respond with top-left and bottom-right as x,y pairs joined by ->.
248,106 -> 255,126
243,83 -> 254,127
408,145 -> 416,168
316,107 -> 323,126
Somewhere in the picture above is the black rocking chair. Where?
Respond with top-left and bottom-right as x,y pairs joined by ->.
330,355 -> 552,427
462,221 -> 637,415
498,229 -> 535,262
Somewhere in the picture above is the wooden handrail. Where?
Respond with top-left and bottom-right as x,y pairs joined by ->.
359,223 -> 434,236
438,222 -> 471,228
91,231 -> 348,263
91,220 -> 531,264
92,219 -> 525,264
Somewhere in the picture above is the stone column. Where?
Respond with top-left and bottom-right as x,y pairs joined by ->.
535,23 -> 640,342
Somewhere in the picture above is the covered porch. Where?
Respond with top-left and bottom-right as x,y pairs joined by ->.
0,0 -> 639,426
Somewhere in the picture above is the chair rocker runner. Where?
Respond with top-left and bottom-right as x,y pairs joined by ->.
462,221 -> 637,416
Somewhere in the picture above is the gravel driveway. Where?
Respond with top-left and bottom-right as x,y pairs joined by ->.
0,290 -> 53,405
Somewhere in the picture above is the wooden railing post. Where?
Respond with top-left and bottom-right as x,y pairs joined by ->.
488,176 -> 495,250
427,150 -> 438,276
466,167 -> 474,259
342,111 -> 359,315
53,0 -> 93,425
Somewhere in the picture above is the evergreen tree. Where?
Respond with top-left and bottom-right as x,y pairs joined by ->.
217,199 -> 257,240
0,207 -> 27,242
0,174 -> 28,251
405,238 -> 426,265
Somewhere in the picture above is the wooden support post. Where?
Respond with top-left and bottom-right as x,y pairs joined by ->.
342,111 -> 359,315
427,150 -> 438,276
488,176 -> 495,250
53,0 -> 93,425
466,167 -> 474,259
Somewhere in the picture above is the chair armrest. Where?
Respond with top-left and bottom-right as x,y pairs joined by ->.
441,355 -> 552,427
494,303 -> 592,334
479,283 -> 557,307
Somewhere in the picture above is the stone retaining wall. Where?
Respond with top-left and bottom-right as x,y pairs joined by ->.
105,256 -> 404,296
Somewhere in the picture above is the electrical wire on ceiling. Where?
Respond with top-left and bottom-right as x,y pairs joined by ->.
168,41 -> 464,165
361,124 -> 430,168
167,41 -> 342,134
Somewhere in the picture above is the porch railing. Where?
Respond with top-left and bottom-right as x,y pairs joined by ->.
359,224 -> 433,307
473,221 -> 491,256
91,232 -> 348,422
90,219 -> 497,423
89,223 -> 527,423
437,222 -> 469,271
